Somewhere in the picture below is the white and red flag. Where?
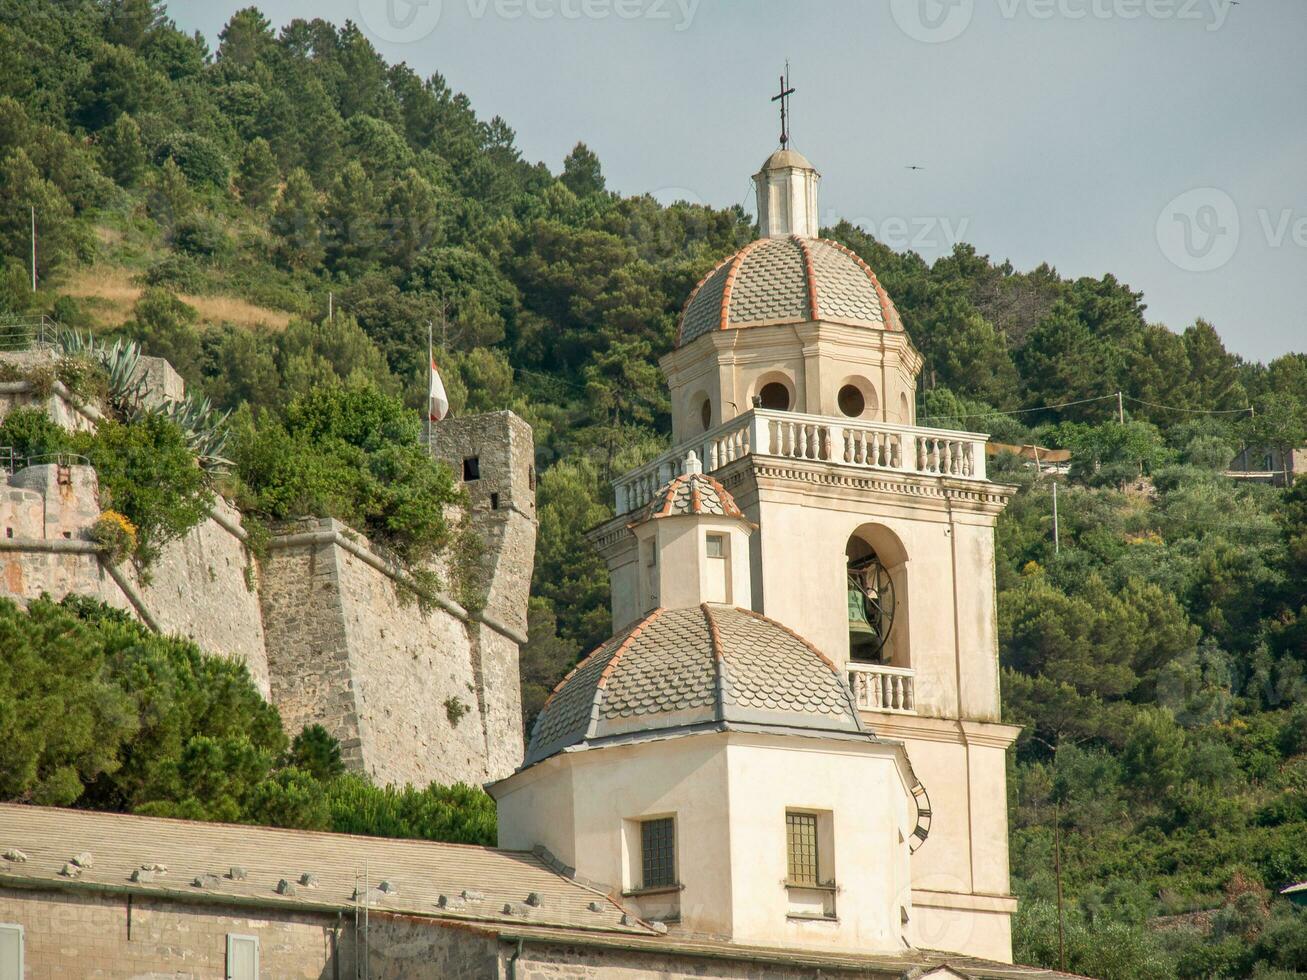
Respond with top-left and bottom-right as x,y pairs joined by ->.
428,355 -> 449,422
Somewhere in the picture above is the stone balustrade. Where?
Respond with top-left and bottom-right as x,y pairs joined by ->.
846,662 -> 916,714
613,409 -> 989,515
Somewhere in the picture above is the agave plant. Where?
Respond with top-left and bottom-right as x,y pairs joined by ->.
153,392 -> 232,474
57,327 -> 147,416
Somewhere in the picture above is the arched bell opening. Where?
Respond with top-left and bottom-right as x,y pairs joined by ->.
845,525 -> 908,666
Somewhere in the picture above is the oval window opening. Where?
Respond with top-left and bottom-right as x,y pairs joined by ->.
700,398 -> 712,431
838,384 -> 866,418
758,382 -> 791,411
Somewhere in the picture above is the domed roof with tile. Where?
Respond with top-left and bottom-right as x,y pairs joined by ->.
676,235 -> 905,348
638,469 -> 746,524
524,604 -> 867,767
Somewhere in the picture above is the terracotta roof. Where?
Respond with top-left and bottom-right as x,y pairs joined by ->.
637,471 -> 747,523
525,605 -> 865,766
677,236 -> 904,347
0,804 -> 654,936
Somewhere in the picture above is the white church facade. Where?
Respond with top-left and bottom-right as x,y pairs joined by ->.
493,142 -> 1021,963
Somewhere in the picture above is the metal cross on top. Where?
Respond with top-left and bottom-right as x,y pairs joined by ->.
772,63 -> 796,148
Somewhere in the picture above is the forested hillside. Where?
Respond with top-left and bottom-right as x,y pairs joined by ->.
0,3 -> 1303,977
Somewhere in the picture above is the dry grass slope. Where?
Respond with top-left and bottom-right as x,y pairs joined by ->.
62,266 -> 293,332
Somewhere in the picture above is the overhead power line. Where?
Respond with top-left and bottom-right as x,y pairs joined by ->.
920,391 -> 1254,425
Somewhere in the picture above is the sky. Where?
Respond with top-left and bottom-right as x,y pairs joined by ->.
170,0 -> 1306,364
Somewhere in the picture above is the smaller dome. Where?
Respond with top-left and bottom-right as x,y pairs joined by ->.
759,148 -> 816,172
639,470 -> 745,523
525,605 -> 868,767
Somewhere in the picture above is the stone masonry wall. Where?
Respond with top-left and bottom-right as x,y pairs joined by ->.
0,887 -> 500,980
0,356 -> 537,787
259,518 -> 525,786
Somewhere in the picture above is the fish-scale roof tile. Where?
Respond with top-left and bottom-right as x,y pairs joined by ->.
525,604 -> 864,767
676,235 -> 904,347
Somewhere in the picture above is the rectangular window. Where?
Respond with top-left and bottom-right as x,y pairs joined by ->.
786,811 -> 820,886
705,533 -> 726,558
462,456 -> 481,481
640,817 -> 676,889
0,924 -> 22,980
226,933 -> 259,980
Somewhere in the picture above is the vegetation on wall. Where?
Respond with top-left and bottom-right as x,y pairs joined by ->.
0,2 -> 1303,975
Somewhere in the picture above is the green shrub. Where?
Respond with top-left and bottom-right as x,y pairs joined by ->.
324,776 -> 496,846
155,132 -> 230,189
70,413 -> 212,567
172,214 -> 230,258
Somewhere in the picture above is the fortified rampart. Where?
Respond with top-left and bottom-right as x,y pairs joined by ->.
0,352 -> 536,786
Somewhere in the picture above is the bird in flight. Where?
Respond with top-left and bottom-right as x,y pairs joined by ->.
905,165 -> 926,171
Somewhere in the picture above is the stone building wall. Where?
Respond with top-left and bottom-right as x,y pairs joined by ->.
0,887 -> 500,980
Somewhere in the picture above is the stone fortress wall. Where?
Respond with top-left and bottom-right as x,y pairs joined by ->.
0,350 -> 536,787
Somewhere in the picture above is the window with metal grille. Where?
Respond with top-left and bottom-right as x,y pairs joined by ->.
786,812 -> 820,886
640,817 -> 676,889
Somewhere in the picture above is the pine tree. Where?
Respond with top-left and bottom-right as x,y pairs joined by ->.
100,112 -> 146,187
270,167 -> 323,270
236,137 -> 278,210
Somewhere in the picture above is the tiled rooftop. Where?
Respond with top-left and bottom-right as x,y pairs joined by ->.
677,236 -> 904,347
638,471 -> 747,522
525,605 -> 865,766
0,804 -> 653,936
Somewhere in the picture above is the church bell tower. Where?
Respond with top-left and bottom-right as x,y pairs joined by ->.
588,114 -> 1023,962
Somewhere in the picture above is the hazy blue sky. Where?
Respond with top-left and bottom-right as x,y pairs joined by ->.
171,0 -> 1305,364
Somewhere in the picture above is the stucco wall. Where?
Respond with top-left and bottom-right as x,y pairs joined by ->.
495,731 -> 916,953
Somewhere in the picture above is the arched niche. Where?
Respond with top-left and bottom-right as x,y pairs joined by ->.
845,523 -> 910,667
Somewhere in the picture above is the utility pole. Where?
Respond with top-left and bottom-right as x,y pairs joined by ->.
328,291 -> 334,322
30,206 -> 37,292
1052,481 -> 1060,556
1054,799 -> 1066,973
1117,391 -> 1125,425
